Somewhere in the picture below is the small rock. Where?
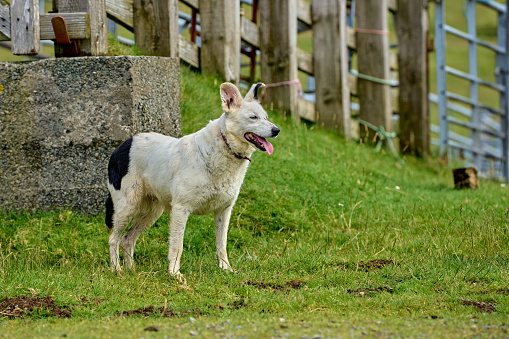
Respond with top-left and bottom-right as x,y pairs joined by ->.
189,331 -> 198,336
190,317 -> 196,323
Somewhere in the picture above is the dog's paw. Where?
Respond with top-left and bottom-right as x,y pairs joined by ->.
170,271 -> 187,284
110,265 -> 123,274
220,265 -> 237,274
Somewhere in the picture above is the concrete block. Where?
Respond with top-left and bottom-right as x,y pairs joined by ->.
0,56 -> 181,214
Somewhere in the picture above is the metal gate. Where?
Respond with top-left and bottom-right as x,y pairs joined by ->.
431,0 -> 509,180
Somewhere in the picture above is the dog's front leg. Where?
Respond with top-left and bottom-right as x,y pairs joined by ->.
215,205 -> 235,272
168,204 -> 190,281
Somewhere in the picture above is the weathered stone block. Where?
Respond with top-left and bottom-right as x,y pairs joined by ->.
0,56 -> 181,214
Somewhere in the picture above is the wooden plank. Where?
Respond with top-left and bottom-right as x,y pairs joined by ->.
388,0 -> 397,12
106,0 -> 133,29
134,0 -> 179,57
396,0 -> 429,156
356,0 -> 392,140
297,0 -> 311,26
0,2 -> 10,40
297,48 -> 313,75
179,34 -> 199,68
260,0 -> 299,122
199,0 -> 240,83
390,50 -> 398,70
53,0 -> 108,56
10,0 -> 39,54
391,86 -> 399,114
39,13 -> 90,40
346,26 -> 355,50
241,16 -> 259,48
312,0 -> 350,135
348,73 -> 357,96
299,97 -> 316,122
180,0 -> 199,11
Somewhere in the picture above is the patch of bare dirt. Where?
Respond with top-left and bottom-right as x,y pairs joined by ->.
227,299 -> 247,310
80,297 -> 104,305
144,326 -> 159,332
122,306 -> 201,317
458,299 -> 496,313
339,259 -> 396,272
479,288 -> 509,295
347,286 -> 394,297
245,280 -> 305,291
0,296 -> 72,318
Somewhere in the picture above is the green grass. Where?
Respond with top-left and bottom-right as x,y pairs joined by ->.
1,65 -> 509,338
1,4 -> 509,338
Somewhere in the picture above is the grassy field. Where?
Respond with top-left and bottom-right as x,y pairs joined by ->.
1,2 -> 509,338
1,64 -> 509,338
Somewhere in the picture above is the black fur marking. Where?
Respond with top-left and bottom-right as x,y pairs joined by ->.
108,137 -> 133,190
253,83 -> 264,100
105,192 -> 114,229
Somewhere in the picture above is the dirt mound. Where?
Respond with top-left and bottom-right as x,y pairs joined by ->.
228,299 -> 247,310
342,259 -> 396,271
458,299 -> 496,313
122,306 -> 201,317
245,280 -> 305,291
347,286 -> 393,297
0,296 -> 72,318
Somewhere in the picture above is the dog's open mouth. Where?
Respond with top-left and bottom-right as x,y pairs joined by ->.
244,133 -> 273,155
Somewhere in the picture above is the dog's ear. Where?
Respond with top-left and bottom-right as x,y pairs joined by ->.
244,83 -> 265,102
220,82 -> 243,113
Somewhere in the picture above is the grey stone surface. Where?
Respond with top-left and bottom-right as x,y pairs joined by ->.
0,56 -> 181,215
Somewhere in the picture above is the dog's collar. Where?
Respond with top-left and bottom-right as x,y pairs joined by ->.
220,130 -> 251,162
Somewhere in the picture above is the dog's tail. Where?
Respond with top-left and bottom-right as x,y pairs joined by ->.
105,192 -> 114,230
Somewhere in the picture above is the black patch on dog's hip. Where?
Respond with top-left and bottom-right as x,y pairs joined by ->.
105,192 -> 114,229
108,137 -> 133,190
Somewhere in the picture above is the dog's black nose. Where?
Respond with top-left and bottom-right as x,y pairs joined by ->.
271,126 -> 280,137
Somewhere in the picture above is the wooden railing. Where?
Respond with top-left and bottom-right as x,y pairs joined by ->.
1,0 -> 429,154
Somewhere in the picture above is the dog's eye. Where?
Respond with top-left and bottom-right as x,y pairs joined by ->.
250,115 -> 258,120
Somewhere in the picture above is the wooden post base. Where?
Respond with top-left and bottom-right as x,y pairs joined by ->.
453,167 -> 479,189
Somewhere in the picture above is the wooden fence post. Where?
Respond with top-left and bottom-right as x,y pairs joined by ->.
133,0 -> 179,57
312,0 -> 350,137
199,0 -> 240,83
396,0 -> 429,156
259,0 -> 299,122
53,0 -> 108,56
10,0 -> 39,55
355,0 -> 392,141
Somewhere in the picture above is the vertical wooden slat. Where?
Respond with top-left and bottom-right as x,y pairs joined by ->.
498,0 -> 509,180
53,0 -> 108,56
312,0 -> 350,136
397,0 -> 429,156
356,0 -> 392,140
199,0 -> 240,83
133,0 -> 179,57
0,2 -> 11,40
259,0 -> 299,122
11,0 -> 39,55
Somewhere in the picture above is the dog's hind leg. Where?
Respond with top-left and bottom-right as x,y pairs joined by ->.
214,205 -> 234,272
121,199 -> 164,270
109,198 -> 136,272
168,204 -> 190,280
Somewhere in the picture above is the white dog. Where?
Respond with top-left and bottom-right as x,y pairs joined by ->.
105,82 -> 279,281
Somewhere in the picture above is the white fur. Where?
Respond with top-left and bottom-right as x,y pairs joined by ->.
107,82 -> 279,281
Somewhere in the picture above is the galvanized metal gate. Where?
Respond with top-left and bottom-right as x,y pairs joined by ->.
431,0 -> 509,180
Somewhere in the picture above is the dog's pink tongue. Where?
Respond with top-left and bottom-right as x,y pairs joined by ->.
254,135 -> 273,155
264,140 -> 273,155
